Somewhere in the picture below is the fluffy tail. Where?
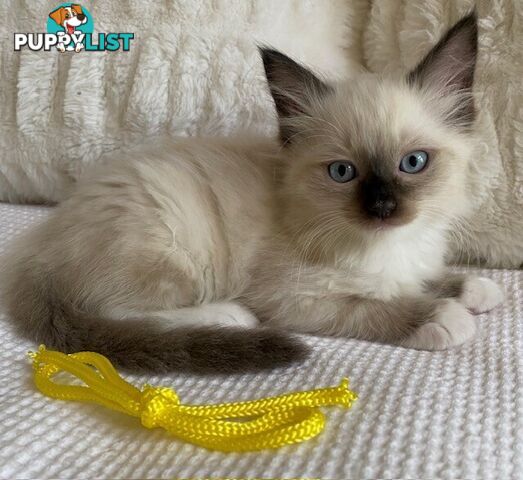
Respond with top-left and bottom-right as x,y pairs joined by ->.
38,315 -> 308,374
4,267 -> 308,374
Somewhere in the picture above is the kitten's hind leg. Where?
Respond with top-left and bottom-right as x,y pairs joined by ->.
112,302 -> 260,329
426,273 -> 504,315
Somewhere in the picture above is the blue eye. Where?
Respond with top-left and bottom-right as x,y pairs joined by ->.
328,161 -> 357,183
400,151 -> 428,174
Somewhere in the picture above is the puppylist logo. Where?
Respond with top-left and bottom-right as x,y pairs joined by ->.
14,3 -> 134,53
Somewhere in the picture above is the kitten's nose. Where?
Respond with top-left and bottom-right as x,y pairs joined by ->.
366,196 -> 397,219
361,178 -> 397,219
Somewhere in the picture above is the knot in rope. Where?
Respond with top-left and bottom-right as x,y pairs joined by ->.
140,385 -> 181,429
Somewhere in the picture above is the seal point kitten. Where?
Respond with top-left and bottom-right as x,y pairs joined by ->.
2,13 -> 503,373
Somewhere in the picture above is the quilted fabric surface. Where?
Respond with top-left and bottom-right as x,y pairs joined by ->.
0,203 -> 521,479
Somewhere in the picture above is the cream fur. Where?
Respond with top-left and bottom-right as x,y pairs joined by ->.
0,1 -> 521,268
2,101 -> 503,356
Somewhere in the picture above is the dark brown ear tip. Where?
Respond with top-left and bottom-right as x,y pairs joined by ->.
408,10 -> 479,89
258,46 -> 293,77
449,11 -> 478,41
462,10 -> 478,25
258,46 -> 288,61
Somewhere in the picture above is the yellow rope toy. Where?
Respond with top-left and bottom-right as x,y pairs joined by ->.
29,345 -> 357,452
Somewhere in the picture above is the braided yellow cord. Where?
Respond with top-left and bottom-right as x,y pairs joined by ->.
29,345 -> 357,452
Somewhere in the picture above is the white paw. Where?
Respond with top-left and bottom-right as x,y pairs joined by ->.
213,302 -> 260,329
58,45 -> 66,53
461,277 -> 504,314
75,43 -> 84,53
402,299 -> 476,350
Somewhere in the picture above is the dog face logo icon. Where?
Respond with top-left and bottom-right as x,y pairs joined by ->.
47,3 -> 93,52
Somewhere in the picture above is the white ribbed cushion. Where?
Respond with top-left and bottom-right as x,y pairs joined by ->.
0,203 -> 521,479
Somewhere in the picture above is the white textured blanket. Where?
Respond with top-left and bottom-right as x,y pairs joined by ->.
0,203 -> 521,479
1,0 -> 522,266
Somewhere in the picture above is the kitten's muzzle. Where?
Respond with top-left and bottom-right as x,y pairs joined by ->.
361,178 -> 398,220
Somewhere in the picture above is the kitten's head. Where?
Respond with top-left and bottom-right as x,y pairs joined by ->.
261,14 -> 478,252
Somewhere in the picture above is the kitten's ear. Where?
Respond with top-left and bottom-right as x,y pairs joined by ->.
259,48 -> 333,144
408,13 -> 478,123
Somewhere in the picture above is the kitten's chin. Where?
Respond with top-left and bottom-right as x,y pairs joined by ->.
362,216 -> 413,232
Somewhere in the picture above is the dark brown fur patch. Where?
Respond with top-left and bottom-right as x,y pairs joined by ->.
4,260 -> 308,374
259,47 -> 333,144
357,175 -> 417,226
424,274 -> 465,299
344,294 -> 438,343
341,146 -> 446,228
408,13 -> 478,126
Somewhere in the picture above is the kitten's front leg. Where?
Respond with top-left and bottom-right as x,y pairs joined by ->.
426,273 -> 504,314
255,290 -> 477,351
344,295 -> 479,350
401,298 -> 476,350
